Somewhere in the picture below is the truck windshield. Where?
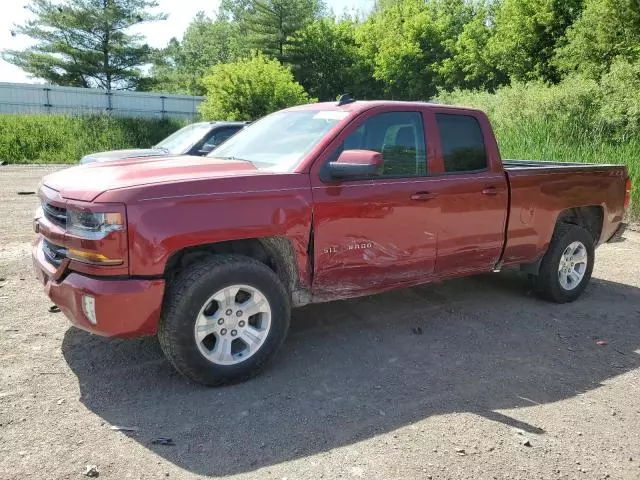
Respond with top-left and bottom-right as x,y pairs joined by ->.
155,123 -> 212,154
208,110 -> 348,171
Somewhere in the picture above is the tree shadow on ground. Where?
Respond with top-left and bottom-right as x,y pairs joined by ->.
62,272 -> 640,476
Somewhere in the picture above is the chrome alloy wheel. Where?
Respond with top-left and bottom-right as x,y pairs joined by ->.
558,241 -> 588,291
194,284 -> 272,366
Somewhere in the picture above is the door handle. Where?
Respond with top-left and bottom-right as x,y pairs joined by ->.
482,187 -> 498,196
410,192 -> 436,201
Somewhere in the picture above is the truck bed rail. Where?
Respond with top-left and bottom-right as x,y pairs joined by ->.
503,159 -> 618,170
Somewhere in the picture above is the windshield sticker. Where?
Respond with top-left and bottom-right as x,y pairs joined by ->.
313,111 -> 349,121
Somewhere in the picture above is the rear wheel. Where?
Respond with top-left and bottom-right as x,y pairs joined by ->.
534,224 -> 595,303
158,255 -> 290,386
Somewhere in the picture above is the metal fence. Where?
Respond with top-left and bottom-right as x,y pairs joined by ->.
0,82 -> 204,120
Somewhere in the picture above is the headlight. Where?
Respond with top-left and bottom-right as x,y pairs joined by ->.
67,209 -> 124,240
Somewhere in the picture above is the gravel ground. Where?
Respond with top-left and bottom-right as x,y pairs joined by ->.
1,165 -> 640,480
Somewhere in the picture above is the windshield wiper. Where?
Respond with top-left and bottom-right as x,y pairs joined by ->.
154,146 -> 171,154
213,155 -> 252,163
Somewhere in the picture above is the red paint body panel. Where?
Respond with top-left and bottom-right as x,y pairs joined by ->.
32,101 -> 629,337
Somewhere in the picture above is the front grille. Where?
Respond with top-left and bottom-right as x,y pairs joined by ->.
42,202 -> 67,228
42,239 -> 67,267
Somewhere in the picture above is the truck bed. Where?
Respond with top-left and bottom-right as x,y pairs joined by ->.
501,160 -> 627,267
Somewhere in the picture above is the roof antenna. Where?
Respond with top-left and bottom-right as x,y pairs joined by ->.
337,93 -> 355,106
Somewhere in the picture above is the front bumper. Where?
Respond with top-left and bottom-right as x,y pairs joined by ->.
33,240 -> 165,338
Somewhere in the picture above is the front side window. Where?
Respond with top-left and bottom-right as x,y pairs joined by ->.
336,111 -> 427,177
436,114 -> 487,173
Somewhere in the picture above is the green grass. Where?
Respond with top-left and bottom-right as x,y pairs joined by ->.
495,117 -> 640,173
0,114 -> 185,164
497,120 -> 640,215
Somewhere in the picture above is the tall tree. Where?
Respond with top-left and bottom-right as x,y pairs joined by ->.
555,0 -> 640,79
436,0 -> 507,91
151,13 -> 247,95
241,0 -> 326,62
357,0 -> 433,100
288,18 -> 383,101
2,0 -> 165,90
357,0 -> 485,100
219,0 -> 254,21
488,0 -> 584,83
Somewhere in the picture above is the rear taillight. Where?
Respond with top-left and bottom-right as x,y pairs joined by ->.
624,177 -> 632,210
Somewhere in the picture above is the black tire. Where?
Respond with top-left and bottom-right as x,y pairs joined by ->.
534,224 -> 595,303
158,254 -> 290,386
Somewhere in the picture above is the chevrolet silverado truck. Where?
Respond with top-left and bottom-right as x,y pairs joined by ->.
33,100 -> 631,386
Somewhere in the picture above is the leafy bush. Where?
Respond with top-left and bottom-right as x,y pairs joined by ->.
199,52 -> 315,121
0,114 -> 183,164
437,76 -> 601,135
597,58 -> 640,142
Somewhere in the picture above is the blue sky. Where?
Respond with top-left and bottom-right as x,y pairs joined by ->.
0,0 -> 374,84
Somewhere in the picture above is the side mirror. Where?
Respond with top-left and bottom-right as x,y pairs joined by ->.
329,150 -> 384,179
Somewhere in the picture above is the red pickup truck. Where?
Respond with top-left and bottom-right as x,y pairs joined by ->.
33,100 -> 631,386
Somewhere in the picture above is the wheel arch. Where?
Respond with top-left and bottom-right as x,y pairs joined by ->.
163,236 -> 304,302
521,205 -> 603,275
555,206 -> 604,245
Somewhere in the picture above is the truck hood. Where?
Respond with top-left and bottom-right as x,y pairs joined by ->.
80,148 -> 166,164
44,155 -> 261,202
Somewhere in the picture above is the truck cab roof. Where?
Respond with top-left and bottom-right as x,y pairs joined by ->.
284,100 -> 479,115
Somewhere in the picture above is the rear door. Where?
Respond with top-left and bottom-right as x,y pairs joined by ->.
309,106 -> 439,298
427,110 -> 509,274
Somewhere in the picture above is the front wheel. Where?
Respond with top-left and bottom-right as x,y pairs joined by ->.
158,255 -> 290,386
534,224 -> 595,303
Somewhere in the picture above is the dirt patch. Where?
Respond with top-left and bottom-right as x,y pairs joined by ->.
1,166 -> 639,480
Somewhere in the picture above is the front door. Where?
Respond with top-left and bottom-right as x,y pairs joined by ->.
310,108 -> 439,299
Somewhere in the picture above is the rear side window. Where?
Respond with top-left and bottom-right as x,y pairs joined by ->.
435,114 -> 487,173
